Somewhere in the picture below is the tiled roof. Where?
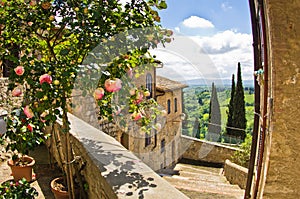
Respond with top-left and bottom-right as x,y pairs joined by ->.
156,76 -> 188,91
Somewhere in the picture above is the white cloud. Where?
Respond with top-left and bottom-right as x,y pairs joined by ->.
174,27 -> 180,33
150,30 -> 253,83
221,2 -> 233,11
182,16 -> 214,29
191,30 -> 253,80
194,30 -> 252,54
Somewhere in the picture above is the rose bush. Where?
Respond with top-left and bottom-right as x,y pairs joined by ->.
0,0 -> 171,197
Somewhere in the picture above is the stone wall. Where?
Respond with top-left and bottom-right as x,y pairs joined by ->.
224,159 -> 248,189
180,135 -> 240,164
48,113 -> 188,199
257,1 -> 300,199
0,78 -> 22,114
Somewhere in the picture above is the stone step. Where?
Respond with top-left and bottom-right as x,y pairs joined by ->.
163,163 -> 245,199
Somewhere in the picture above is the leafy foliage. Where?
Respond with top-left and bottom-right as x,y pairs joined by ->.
0,1 -> 170,197
0,0 -> 171,133
231,134 -> 252,167
0,178 -> 38,199
4,108 -> 48,159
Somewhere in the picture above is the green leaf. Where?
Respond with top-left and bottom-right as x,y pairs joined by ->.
158,1 -> 167,9
60,49 -> 69,56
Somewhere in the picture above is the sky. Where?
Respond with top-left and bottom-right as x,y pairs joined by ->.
149,0 -> 254,85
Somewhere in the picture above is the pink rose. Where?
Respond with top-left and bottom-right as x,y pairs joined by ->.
39,74 -> 52,84
135,92 -> 144,104
104,78 -> 122,92
14,66 -> 25,76
30,0 -> 36,6
12,87 -> 22,97
132,111 -> 143,121
94,88 -> 104,100
24,106 -> 34,118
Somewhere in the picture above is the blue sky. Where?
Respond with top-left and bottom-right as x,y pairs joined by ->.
158,0 -> 251,35
150,0 -> 254,84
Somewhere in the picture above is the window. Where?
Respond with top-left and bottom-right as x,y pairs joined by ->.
146,73 -> 152,99
161,139 -> 165,153
167,99 -> 171,114
145,133 -> 151,147
174,98 -> 178,112
154,129 -> 157,148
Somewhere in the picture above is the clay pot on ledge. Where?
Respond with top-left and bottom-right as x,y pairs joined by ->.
51,177 -> 70,199
7,155 -> 35,182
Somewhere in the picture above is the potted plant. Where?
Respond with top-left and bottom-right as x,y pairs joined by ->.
0,178 -> 38,199
3,107 -> 48,182
1,0 -> 170,198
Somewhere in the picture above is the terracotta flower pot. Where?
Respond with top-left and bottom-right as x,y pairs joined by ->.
7,155 -> 35,182
50,177 -> 69,199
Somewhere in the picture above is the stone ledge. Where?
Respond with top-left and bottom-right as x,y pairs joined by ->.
180,135 -> 240,164
224,159 -> 248,189
51,113 -> 188,199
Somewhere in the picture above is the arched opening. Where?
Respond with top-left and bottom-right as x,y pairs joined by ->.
146,73 -> 153,99
245,0 -> 268,198
154,0 -> 264,198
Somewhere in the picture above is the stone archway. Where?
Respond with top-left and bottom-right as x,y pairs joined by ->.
246,1 -> 300,198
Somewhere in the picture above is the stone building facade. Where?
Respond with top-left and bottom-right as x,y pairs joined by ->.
71,67 -> 187,171
112,73 -> 187,171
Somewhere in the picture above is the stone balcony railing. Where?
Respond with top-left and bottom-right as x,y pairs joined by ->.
48,113 -> 188,199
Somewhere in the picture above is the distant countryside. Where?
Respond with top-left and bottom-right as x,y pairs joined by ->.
182,83 -> 254,144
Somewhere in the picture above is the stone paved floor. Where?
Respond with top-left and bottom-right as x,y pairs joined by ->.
1,144 -> 245,199
161,163 -> 245,199
0,145 -> 61,199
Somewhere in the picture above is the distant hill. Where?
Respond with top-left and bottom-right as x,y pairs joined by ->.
182,78 -> 254,88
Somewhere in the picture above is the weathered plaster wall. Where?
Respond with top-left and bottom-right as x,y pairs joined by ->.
180,135 -> 239,164
260,1 -> 300,198
48,113 -> 188,199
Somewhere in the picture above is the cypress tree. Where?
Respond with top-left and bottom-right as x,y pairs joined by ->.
226,74 -> 235,136
232,62 -> 247,141
193,117 -> 200,139
207,82 -> 221,141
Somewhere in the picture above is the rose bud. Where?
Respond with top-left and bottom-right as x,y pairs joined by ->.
104,78 -> 122,92
14,66 -> 25,76
94,88 -> 105,100
39,74 -> 52,84
24,106 -> 34,118
12,87 -> 22,97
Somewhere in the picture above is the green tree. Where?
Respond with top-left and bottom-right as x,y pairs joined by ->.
232,62 -> 247,141
1,1 -> 169,198
226,74 -> 235,136
193,117 -> 200,138
207,83 -> 221,141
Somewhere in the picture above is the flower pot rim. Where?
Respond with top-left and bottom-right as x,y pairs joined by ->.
51,177 -> 68,194
7,155 -> 35,167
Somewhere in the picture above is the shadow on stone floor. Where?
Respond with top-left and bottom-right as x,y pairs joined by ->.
0,144 -> 63,199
